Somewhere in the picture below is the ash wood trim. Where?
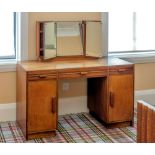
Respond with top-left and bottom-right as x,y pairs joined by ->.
18,58 -> 132,72
38,55 -> 98,62
83,21 -> 86,56
59,72 -> 81,79
36,22 -> 45,60
85,69 -> 108,78
28,71 -> 57,81
109,65 -> 134,75
103,121 -> 132,128
28,70 -> 57,75
36,22 -> 40,59
89,112 -> 132,128
16,64 -> 27,138
28,73 -> 57,81
59,68 -> 108,79
28,130 -> 56,140
131,65 -> 135,126
28,75 -> 56,81
56,80 -> 58,130
88,77 -> 108,122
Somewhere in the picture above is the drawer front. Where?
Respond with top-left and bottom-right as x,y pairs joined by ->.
109,65 -> 134,75
85,70 -> 108,78
28,72 -> 57,81
59,69 -> 108,79
59,72 -> 81,79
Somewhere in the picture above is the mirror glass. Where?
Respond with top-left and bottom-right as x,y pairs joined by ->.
85,22 -> 103,57
57,22 -> 84,56
44,22 -> 57,59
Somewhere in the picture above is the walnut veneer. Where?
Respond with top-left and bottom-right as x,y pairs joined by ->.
17,57 -> 134,140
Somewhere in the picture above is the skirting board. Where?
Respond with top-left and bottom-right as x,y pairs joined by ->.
58,96 -> 88,115
0,96 -> 88,122
0,103 -> 16,122
1,90 -> 155,122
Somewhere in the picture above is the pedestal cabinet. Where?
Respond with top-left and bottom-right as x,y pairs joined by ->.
17,65 -> 58,140
27,78 -> 57,139
88,65 -> 134,127
107,65 -> 134,126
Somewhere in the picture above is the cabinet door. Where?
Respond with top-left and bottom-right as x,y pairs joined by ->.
108,74 -> 134,122
27,79 -> 57,133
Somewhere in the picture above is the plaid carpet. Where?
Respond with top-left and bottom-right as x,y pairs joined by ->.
0,112 -> 136,143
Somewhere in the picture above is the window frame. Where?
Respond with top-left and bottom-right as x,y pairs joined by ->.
0,12 -> 28,72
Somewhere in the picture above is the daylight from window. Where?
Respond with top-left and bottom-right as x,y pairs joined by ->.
109,12 -> 155,53
0,11 -> 15,58
136,12 -> 155,50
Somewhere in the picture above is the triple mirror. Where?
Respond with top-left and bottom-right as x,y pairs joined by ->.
37,21 -> 103,60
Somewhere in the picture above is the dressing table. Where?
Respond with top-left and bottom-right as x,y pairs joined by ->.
16,21 -> 134,140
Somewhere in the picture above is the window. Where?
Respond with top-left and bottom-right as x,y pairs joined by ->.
108,12 -> 155,55
0,12 -> 16,59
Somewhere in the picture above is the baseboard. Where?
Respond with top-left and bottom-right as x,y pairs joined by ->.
0,96 -> 88,122
135,89 -> 155,96
58,96 -> 88,115
0,103 -> 16,122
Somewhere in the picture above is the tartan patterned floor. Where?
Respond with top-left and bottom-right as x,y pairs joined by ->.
0,112 -> 136,143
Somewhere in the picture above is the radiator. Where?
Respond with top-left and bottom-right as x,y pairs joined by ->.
137,100 -> 155,143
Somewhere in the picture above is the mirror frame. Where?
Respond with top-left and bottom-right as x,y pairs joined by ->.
36,20 -> 102,61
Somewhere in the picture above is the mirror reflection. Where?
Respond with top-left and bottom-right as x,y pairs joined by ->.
57,22 -> 83,56
85,22 -> 103,57
44,22 -> 57,59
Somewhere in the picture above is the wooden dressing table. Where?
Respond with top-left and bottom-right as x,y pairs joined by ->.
17,57 -> 134,140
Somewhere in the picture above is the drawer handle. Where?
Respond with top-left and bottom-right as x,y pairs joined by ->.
51,97 -> 57,113
109,91 -> 115,108
118,68 -> 127,72
80,72 -> 88,75
39,75 -> 47,78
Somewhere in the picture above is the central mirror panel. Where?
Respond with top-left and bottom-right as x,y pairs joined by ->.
57,22 -> 84,56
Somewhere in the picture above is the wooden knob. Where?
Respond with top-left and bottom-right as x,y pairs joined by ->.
80,72 -> 88,75
51,97 -> 57,113
39,75 -> 47,78
118,68 -> 126,72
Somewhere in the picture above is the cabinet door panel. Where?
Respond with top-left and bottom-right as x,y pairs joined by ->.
28,79 -> 57,133
108,74 -> 134,122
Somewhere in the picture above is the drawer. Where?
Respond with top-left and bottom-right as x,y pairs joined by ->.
28,72 -> 57,81
59,69 -> 107,79
109,65 -> 134,75
85,70 -> 108,78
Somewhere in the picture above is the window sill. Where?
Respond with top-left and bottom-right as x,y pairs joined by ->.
0,59 -> 17,72
109,53 -> 155,64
